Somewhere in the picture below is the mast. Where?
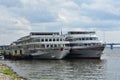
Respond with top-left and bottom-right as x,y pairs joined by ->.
60,27 -> 63,35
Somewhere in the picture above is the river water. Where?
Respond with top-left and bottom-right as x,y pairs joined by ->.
1,48 -> 120,80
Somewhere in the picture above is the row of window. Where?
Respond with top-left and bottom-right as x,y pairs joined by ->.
32,38 -> 64,42
31,44 -> 66,48
65,43 -> 101,47
66,37 -> 98,41
16,38 -> 64,45
12,44 -> 67,49
45,44 -> 65,48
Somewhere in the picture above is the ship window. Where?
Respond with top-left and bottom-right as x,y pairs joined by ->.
95,38 -> 97,40
94,37 -> 98,40
36,39 -> 40,42
15,50 -> 17,54
88,44 -> 91,46
53,39 -> 55,41
84,43 -> 87,46
82,38 -> 85,40
37,45 -> 39,48
75,38 -> 78,40
90,43 -> 92,46
79,38 -> 81,40
70,43 -> 77,47
20,50 -> 22,54
87,38 -> 90,40
49,39 -> 52,41
92,37 -> 95,40
90,38 -> 92,40
45,39 -> 48,41
41,39 -> 44,42
86,38 -> 89,40
46,44 -> 49,47
58,44 -> 60,47
79,44 -> 82,46
41,44 -> 45,48
57,38 -> 59,41
65,44 -> 70,47
54,44 -> 57,47
96,37 -> 98,40
60,39 -> 62,41
51,45 -> 53,47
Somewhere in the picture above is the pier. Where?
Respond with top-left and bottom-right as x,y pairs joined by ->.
106,43 -> 120,49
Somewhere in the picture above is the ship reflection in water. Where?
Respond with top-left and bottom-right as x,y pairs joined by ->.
1,48 -> 120,80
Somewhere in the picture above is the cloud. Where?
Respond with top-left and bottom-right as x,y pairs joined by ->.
81,0 -> 120,13
0,0 -> 120,44
11,17 -> 31,30
0,0 -> 21,7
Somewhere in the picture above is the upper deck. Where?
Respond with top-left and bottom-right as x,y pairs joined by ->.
66,31 -> 96,38
68,31 -> 95,35
30,32 -> 61,38
30,32 -> 59,36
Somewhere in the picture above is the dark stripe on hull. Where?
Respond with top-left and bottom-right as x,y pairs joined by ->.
66,45 -> 105,59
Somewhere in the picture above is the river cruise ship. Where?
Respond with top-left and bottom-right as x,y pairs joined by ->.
65,31 -> 105,59
9,32 -> 70,59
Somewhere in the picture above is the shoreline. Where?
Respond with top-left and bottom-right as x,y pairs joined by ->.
0,62 -> 27,80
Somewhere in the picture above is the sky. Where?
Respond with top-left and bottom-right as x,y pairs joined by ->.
0,0 -> 120,45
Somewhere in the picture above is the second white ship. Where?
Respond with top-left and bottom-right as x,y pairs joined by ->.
65,31 -> 105,59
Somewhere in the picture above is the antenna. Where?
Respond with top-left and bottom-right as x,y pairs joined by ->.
61,28 -> 62,35
60,27 -> 63,35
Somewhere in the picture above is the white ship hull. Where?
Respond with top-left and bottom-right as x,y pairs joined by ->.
30,48 -> 70,59
66,44 -> 105,59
